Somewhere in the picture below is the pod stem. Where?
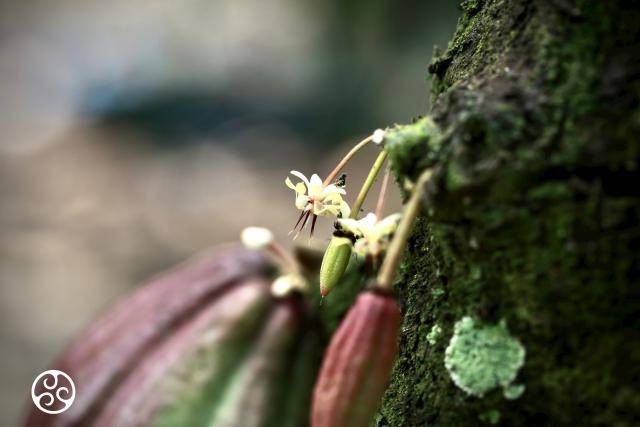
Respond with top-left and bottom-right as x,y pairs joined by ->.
376,169 -> 435,290
374,166 -> 391,218
324,134 -> 374,186
349,149 -> 388,219
267,242 -> 300,273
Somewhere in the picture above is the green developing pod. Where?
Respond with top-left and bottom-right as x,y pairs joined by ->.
319,236 -> 352,297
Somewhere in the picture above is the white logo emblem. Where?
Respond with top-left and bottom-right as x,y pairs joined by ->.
31,369 -> 75,414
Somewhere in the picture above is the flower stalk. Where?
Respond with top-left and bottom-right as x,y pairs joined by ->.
240,226 -> 308,296
374,166 -> 391,219
323,134 -> 374,186
375,168 -> 434,291
349,149 -> 388,219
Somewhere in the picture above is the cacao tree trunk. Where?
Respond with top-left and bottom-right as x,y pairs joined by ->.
376,0 -> 640,425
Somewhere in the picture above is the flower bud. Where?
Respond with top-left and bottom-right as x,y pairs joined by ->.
241,226 -> 274,249
319,236 -> 352,297
372,128 -> 386,145
272,272 -> 308,297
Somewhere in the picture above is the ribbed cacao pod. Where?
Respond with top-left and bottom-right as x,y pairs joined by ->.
311,290 -> 401,427
24,244 -> 321,427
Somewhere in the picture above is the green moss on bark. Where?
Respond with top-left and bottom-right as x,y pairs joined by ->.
375,0 -> 640,425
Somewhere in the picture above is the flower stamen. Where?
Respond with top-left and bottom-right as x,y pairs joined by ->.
310,214 -> 318,238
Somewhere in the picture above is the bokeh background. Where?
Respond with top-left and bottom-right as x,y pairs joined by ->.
0,0 -> 458,424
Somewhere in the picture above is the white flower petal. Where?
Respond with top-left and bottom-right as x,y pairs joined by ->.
376,213 -> 402,235
310,174 -> 323,186
295,182 -> 306,195
320,204 -> 341,216
338,218 -> 363,236
339,201 -> 351,219
308,174 -> 324,197
362,213 -> 378,228
337,212 -> 398,255
324,184 -> 346,195
324,192 -> 343,204
290,170 -> 310,187
313,200 -> 328,215
295,195 -> 309,210
285,177 -> 296,190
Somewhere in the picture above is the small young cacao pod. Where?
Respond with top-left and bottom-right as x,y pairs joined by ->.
319,236 -> 352,297
311,289 -> 401,427
24,244 -> 321,427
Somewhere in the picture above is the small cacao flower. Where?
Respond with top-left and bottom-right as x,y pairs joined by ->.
285,171 -> 351,238
337,213 -> 401,259
24,244 -> 321,427
311,289 -> 401,427
319,236 -> 352,296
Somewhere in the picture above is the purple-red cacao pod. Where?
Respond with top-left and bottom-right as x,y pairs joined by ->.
311,290 -> 401,427
24,244 -> 321,427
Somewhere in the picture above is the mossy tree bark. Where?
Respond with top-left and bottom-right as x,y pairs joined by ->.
376,1 -> 640,425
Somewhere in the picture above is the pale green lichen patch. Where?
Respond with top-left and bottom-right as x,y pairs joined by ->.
478,409 -> 501,425
427,324 -> 443,346
444,317 -> 525,398
503,383 -> 525,400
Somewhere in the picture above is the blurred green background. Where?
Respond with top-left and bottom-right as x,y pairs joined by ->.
0,0 -> 458,424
